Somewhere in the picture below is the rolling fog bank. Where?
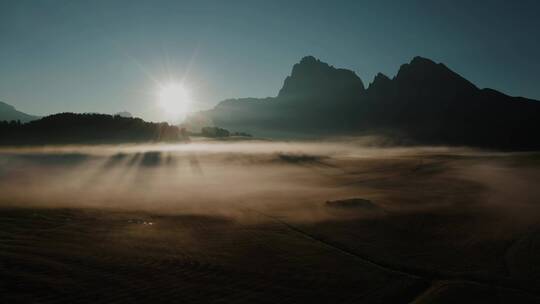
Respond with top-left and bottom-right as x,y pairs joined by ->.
1,140 -> 539,225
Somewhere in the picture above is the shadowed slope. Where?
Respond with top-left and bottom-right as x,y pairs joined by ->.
0,101 -> 40,123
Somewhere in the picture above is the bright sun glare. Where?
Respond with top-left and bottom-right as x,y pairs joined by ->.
158,82 -> 192,118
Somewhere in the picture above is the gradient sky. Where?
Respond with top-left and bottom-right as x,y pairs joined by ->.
1,0 -> 539,122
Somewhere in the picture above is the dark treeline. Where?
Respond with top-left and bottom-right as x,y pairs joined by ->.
0,113 -> 185,145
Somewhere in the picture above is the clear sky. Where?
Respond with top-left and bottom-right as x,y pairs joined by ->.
1,0 -> 539,122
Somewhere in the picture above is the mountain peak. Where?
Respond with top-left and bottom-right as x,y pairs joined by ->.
367,73 -> 392,91
299,55 -> 319,64
278,56 -> 365,99
395,56 -> 478,94
410,56 -> 437,66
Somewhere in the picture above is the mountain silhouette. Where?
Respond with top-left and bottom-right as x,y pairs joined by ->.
190,56 -> 366,137
278,56 -> 365,100
187,56 -> 540,150
0,101 -> 40,123
363,57 -> 540,149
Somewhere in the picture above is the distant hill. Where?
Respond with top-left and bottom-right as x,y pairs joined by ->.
0,101 -> 40,123
0,113 -> 185,145
186,56 -> 540,150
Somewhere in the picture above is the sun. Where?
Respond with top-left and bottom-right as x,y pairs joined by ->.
157,82 -> 192,118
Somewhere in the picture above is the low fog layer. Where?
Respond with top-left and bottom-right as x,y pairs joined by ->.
1,140 -> 539,224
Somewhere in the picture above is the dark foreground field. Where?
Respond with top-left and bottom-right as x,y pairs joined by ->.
1,141 -> 540,303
